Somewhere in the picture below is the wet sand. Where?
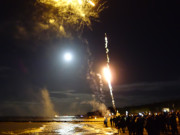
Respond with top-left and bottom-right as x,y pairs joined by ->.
0,121 -> 118,135
0,119 -> 179,135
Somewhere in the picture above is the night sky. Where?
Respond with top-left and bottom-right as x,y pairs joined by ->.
0,0 -> 180,116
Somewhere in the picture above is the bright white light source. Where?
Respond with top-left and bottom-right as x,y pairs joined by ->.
162,108 -> 170,113
64,52 -> 72,61
103,67 -> 112,82
126,111 -> 128,116
139,113 -> 144,117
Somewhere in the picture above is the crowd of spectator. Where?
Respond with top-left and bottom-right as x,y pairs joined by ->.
106,112 -> 180,135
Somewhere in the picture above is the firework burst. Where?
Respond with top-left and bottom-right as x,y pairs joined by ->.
36,0 -> 105,33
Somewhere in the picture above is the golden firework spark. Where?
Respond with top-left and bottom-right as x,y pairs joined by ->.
37,0 -> 105,32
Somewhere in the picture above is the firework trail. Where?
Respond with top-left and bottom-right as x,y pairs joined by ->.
104,33 -> 116,111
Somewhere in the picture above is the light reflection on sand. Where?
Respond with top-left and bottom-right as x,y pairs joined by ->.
0,121 -> 118,135
55,123 -> 83,134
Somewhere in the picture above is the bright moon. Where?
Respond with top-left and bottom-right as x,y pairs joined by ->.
64,52 -> 73,61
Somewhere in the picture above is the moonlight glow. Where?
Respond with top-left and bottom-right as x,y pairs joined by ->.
64,53 -> 73,61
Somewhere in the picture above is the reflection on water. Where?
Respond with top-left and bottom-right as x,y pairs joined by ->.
0,117 -> 118,135
53,116 -> 78,122
0,122 -> 118,135
55,123 -> 83,134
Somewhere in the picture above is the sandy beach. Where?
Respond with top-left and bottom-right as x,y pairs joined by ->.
0,117 -> 179,135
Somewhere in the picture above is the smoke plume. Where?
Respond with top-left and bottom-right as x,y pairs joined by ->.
41,88 -> 57,117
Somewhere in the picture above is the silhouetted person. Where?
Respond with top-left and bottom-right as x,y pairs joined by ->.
117,120 -> 121,134
110,117 -> 113,126
126,116 -> 134,135
114,117 -> 119,127
177,112 -> 180,125
126,116 -> 131,131
170,113 -> 178,135
146,115 -> 161,135
120,116 -> 126,133
159,114 -> 167,134
104,117 -> 108,127
113,117 -> 116,127
128,117 -> 136,135
136,116 -> 144,135
154,115 -> 161,135
166,115 -> 171,131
